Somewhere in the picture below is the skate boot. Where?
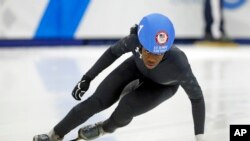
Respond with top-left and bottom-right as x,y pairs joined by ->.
33,130 -> 63,141
78,122 -> 106,140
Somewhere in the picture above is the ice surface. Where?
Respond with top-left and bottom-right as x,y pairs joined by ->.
0,45 -> 250,141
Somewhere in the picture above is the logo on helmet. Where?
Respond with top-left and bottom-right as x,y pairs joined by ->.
155,31 -> 168,46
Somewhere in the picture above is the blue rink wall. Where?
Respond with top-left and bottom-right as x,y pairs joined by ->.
1,38 -> 250,47
0,0 -> 250,46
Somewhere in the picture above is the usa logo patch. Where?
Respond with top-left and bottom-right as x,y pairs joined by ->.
155,31 -> 168,46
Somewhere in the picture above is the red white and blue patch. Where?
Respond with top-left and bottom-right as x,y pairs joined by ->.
155,31 -> 168,46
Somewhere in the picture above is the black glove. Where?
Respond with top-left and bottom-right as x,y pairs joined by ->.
130,24 -> 138,35
72,75 -> 92,100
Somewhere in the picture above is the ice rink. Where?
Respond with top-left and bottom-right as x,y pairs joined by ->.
0,45 -> 250,141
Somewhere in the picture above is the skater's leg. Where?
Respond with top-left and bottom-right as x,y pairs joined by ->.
103,82 -> 179,132
77,80 -> 141,140
219,0 -> 225,36
204,0 -> 213,38
53,57 -> 139,137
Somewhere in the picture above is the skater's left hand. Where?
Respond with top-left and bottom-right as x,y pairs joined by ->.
72,75 -> 91,100
195,134 -> 205,141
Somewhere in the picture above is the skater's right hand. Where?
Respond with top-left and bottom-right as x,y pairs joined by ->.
72,75 -> 91,100
195,134 -> 205,141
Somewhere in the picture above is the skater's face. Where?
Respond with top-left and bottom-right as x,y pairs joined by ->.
141,48 -> 164,69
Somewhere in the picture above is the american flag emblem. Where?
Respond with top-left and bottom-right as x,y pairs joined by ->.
155,31 -> 168,46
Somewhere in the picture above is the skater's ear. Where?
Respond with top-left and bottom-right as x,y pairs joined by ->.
139,44 -> 143,53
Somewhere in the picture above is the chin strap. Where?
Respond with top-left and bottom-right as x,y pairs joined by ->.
135,46 -> 142,59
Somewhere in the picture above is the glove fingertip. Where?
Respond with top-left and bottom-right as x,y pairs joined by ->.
75,96 -> 81,101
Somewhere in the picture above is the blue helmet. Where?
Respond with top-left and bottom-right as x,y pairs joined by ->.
137,13 -> 175,54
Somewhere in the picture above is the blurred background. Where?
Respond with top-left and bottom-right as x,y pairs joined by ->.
0,0 -> 250,141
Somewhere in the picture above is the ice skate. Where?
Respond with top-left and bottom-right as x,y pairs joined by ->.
33,130 -> 63,141
78,122 -> 106,140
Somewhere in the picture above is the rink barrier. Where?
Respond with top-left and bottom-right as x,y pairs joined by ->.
0,38 -> 250,47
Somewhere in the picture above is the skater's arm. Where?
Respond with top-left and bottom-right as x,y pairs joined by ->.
190,96 -> 205,135
72,45 -> 121,100
175,51 -> 205,135
179,69 -> 205,135
85,47 -> 120,80
72,27 -> 139,100
85,32 -> 139,80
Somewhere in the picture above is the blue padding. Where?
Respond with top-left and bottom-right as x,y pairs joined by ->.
1,38 -> 250,47
35,0 -> 90,38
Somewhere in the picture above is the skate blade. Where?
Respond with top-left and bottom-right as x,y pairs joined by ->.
68,138 -> 80,141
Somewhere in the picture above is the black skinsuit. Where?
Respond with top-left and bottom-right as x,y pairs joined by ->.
54,28 -> 205,137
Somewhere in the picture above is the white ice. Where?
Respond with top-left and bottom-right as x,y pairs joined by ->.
0,45 -> 250,141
